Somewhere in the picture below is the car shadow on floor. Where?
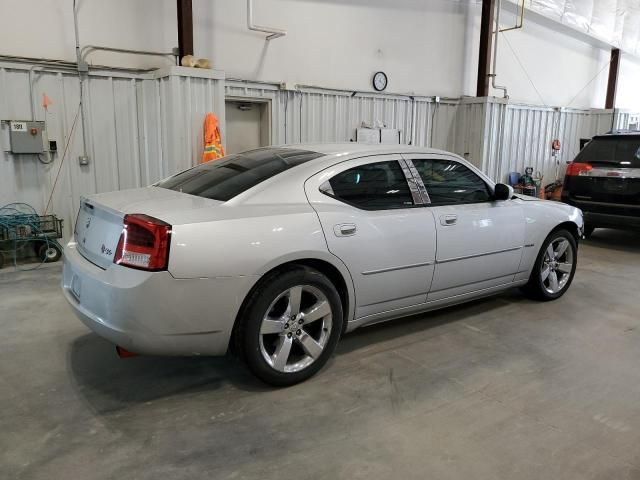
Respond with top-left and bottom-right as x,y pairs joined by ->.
582,228 -> 640,254
67,333 -> 272,413
68,288 -> 531,413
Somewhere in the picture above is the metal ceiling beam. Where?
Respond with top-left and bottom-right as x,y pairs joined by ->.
605,48 -> 620,109
477,0 -> 495,97
177,0 -> 194,59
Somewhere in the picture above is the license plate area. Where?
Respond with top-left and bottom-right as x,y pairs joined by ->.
604,178 -> 626,193
71,274 -> 81,302
74,198 -> 124,269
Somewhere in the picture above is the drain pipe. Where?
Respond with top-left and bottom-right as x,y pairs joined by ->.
247,0 -> 286,40
73,0 -> 90,165
490,0 -> 508,99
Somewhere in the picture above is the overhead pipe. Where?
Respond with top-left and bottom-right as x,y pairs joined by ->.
489,0 -> 508,99
72,0 -> 179,165
247,0 -> 286,40
80,45 -> 178,65
73,0 -> 91,164
0,54 -> 164,73
499,0 -> 524,33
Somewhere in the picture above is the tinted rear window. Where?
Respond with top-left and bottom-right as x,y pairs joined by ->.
575,137 -> 640,167
156,148 -> 324,201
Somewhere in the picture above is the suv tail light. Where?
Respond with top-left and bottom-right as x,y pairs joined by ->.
565,162 -> 593,176
114,214 -> 171,271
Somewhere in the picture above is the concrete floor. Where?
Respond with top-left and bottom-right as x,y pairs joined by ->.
2,229 -> 640,480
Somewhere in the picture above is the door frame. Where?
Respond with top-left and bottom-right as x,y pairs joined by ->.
400,153 -> 525,299
223,97 -> 273,152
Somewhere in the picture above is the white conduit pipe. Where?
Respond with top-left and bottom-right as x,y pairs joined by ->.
491,0 -> 509,99
247,0 -> 286,40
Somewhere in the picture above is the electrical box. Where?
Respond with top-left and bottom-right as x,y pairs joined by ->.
8,121 -> 46,154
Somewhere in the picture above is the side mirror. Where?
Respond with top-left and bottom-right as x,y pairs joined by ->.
494,183 -> 513,201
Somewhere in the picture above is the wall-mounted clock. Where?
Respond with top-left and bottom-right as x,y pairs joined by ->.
372,71 -> 388,92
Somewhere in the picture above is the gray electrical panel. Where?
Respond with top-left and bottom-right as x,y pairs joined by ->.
8,121 -> 46,154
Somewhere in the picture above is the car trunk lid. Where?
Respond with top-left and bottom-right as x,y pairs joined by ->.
75,187 -> 222,268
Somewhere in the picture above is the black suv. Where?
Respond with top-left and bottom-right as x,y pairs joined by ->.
562,132 -> 640,237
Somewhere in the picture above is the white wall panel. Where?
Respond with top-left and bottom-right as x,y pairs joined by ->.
0,63 -> 224,237
466,99 -> 617,185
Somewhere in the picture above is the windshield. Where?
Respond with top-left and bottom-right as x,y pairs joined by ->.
575,137 -> 640,167
156,147 -> 324,201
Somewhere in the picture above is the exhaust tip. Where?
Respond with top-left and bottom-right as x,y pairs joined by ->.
116,346 -> 138,358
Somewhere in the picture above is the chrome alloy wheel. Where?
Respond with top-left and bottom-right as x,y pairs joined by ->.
541,236 -> 574,294
259,285 -> 333,373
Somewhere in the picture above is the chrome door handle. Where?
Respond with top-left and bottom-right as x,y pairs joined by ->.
440,214 -> 457,226
334,223 -> 357,237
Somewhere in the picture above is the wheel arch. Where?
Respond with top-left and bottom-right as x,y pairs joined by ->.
552,220 -> 581,243
229,253 -> 356,352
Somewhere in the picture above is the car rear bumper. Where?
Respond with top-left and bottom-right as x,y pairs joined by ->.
582,211 -> 640,230
563,196 -> 640,230
62,242 -> 259,356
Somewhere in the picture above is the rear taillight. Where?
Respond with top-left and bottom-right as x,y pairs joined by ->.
114,214 -> 171,271
565,162 -> 593,176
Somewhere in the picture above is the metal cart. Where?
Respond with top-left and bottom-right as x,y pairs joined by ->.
0,209 -> 64,268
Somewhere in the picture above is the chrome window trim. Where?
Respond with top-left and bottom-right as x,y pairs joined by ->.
398,158 -> 426,205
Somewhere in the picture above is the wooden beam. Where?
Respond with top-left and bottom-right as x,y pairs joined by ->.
605,48 -> 620,109
177,0 -> 194,59
477,0 -> 495,97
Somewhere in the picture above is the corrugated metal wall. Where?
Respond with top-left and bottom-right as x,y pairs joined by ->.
0,63 -> 225,237
2,60 -> 637,240
458,98 -> 620,185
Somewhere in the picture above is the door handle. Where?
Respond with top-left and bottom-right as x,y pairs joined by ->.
440,214 -> 457,226
334,223 -> 357,237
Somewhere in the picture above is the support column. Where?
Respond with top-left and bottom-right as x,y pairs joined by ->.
605,48 -> 620,109
177,0 -> 194,59
476,0 -> 495,97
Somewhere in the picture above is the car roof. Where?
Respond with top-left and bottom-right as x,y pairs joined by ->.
596,130 -> 640,138
276,142 -> 455,157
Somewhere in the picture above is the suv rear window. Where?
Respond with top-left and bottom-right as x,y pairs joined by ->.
575,137 -> 640,167
156,148 -> 324,201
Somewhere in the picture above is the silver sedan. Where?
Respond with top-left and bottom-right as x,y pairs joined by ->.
62,144 -> 583,385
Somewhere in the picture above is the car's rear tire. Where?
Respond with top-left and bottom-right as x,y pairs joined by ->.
236,266 -> 343,386
521,229 -> 577,301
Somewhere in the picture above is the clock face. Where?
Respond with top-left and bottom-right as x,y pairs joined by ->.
373,71 -> 388,91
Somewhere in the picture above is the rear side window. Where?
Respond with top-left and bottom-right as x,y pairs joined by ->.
412,159 -> 491,205
576,137 -> 640,167
156,148 -> 324,201
321,160 -> 414,210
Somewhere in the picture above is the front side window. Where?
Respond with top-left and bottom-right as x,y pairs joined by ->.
411,159 -> 491,205
321,160 -> 414,210
156,148 -> 324,201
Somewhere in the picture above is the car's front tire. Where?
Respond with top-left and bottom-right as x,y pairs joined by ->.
522,229 -> 577,301
236,266 -> 343,386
